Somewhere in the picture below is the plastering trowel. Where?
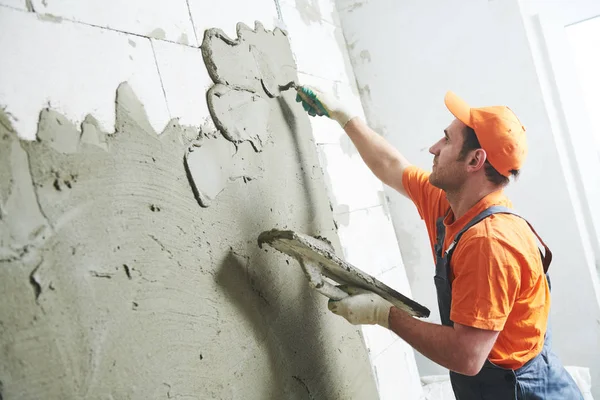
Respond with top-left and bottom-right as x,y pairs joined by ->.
258,229 -> 430,318
262,79 -> 326,116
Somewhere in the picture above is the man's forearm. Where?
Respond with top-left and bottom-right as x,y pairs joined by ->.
343,118 -> 411,195
388,307 -> 482,376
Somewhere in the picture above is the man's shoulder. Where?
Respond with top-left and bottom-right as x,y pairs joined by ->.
463,212 -> 532,239
457,214 -> 539,260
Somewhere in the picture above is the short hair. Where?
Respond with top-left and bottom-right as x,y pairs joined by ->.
459,126 -> 519,186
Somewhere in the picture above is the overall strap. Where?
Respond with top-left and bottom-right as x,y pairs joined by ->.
445,205 -> 552,273
435,209 -> 450,251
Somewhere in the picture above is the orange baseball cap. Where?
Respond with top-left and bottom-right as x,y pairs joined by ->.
444,91 -> 527,177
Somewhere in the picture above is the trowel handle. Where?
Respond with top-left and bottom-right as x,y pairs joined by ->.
314,280 -> 349,301
298,258 -> 348,301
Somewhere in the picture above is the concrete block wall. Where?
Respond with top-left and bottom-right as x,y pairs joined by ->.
278,3 -> 424,398
0,0 -> 422,398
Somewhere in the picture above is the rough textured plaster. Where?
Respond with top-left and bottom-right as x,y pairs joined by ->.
202,22 -> 297,101
206,83 -> 271,152
0,22 -> 379,400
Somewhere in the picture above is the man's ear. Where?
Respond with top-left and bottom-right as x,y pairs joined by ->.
468,148 -> 487,172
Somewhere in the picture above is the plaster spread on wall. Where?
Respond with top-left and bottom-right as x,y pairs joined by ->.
201,22 -> 297,101
0,22 -> 379,399
206,84 -> 270,152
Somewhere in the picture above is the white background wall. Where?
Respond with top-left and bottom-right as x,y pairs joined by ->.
0,0 -> 422,399
566,17 -> 600,151
519,0 -> 600,293
337,0 -> 600,397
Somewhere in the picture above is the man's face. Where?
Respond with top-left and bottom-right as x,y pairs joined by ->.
428,119 -> 469,191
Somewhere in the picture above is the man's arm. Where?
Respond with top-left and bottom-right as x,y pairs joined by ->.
328,289 -> 499,376
295,86 -> 411,197
388,307 -> 499,376
344,118 -> 412,197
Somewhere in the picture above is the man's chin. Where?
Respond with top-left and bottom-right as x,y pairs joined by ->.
428,174 -> 443,190
428,173 -> 436,185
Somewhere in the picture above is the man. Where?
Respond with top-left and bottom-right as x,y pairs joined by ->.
295,87 -> 583,399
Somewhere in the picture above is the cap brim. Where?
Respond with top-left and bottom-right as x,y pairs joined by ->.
444,91 -> 472,128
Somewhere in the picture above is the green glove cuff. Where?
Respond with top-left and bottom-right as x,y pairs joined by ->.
295,87 -> 331,118
295,86 -> 355,128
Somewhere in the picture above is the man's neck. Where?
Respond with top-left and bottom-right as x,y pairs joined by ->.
445,184 -> 501,221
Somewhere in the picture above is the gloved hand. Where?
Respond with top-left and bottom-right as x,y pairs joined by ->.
295,86 -> 357,128
328,286 -> 393,328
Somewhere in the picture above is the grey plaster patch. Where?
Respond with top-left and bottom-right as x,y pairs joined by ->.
0,124 -> 51,262
294,0 -> 322,24
114,82 -> 155,136
201,27 -> 259,91
346,1 -> 365,13
207,84 -> 270,151
180,124 -> 201,143
201,22 -> 296,97
178,33 -> 189,45
250,44 -> 279,97
0,113 -> 14,206
80,115 -> 109,151
36,109 -> 80,154
358,84 -> 371,98
185,135 -> 236,207
37,13 -> 63,23
128,39 -> 137,48
359,49 -> 371,62
200,115 -> 217,136
185,136 -> 262,208
148,28 -> 166,40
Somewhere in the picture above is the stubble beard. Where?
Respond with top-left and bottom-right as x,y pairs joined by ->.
429,167 -> 463,192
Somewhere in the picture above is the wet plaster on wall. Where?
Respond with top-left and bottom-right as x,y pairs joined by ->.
201,23 -> 298,123
0,22 -> 378,400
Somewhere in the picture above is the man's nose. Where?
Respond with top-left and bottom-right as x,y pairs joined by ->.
429,142 -> 438,155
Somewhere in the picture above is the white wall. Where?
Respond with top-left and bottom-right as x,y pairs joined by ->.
337,0 -> 600,396
0,0 -> 421,398
518,0 -> 600,296
566,18 -> 600,151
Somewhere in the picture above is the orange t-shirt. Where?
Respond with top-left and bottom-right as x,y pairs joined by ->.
402,166 -> 550,369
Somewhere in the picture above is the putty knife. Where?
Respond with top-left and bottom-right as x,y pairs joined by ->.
258,229 -> 430,318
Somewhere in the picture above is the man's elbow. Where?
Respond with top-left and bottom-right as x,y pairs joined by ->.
457,356 -> 486,376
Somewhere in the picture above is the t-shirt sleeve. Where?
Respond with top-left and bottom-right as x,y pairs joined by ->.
402,165 -> 448,225
449,234 -> 521,331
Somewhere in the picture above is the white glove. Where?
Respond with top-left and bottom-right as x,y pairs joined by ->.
328,286 -> 393,328
295,86 -> 357,128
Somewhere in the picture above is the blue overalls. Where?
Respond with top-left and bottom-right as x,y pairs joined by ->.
434,205 -> 583,399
